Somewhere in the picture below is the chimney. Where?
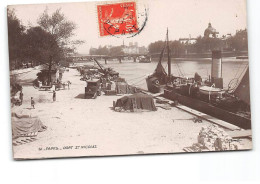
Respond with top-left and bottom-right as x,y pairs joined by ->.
211,50 -> 223,88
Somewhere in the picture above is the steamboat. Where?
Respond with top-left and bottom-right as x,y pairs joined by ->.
146,30 -> 251,129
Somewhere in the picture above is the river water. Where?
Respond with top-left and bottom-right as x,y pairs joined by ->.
96,57 -> 249,90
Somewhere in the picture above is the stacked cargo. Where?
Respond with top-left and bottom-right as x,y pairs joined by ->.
197,125 -> 241,151
185,125 -> 242,152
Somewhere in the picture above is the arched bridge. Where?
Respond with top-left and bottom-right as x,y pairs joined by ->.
67,54 -> 151,64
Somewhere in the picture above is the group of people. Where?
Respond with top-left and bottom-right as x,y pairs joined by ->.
18,89 -> 36,109
55,79 -> 71,90
14,80 -> 69,109
18,89 -> 34,109
28,87 -> 57,109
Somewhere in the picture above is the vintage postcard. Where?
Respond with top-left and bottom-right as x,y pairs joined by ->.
8,0 -> 252,160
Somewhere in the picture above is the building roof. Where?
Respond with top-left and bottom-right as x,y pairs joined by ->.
204,23 -> 219,38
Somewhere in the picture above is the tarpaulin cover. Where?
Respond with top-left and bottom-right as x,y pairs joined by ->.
115,93 -> 157,111
11,112 -> 47,138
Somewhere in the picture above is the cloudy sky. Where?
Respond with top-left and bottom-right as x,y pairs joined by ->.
10,0 -> 248,54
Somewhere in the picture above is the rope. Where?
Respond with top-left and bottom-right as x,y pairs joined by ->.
227,63 -> 248,93
174,63 -> 184,77
127,74 -> 147,82
178,63 -> 185,77
130,79 -> 146,86
233,61 -> 245,79
227,78 -> 239,93
129,76 -> 146,86
177,61 -> 186,77
133,81 -> 146,86
237,63 -> 248,81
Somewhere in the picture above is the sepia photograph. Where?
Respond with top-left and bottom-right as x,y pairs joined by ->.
7,0 -> 252,160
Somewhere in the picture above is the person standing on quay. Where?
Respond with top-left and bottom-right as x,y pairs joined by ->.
53,90 -> 56,102
19,90 -> 23,105
67,81 -> 71,90
31,97 -> 35,109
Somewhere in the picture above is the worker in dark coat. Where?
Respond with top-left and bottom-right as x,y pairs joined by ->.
53,90 -> 56,102
31,97 -> 35,109
19,90 -> 23,105
67,81 -> 71,90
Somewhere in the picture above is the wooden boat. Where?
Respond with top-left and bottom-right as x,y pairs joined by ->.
146,29 -> 172,93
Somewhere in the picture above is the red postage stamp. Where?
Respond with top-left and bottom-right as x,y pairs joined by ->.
97,2 -> 139,37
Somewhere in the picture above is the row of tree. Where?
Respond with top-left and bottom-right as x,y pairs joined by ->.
89,29 -> 248,57
89,45 -> 124,57
227,29 -> 248,51
148,40 -> 186,57
8,8 -> 82,71
148,29 -> 248,55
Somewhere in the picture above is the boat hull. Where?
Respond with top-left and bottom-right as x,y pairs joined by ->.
164,88 -> 251,129
146,77 -> 164,93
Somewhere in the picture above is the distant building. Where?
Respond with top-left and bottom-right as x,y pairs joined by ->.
106,45 -> 113,50
221,33 -> 232,50
179,23 -> 220,46
122,42 -> 148,55
179,36 -> 197,45
220,33 -> 232,40
204,23 -> 219,38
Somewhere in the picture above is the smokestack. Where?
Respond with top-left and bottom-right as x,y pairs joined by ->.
211,50 -> 223,88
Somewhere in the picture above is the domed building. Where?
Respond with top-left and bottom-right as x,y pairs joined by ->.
204,23 -> 219,38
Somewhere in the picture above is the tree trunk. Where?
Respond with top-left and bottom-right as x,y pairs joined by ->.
48,56 -> 52,85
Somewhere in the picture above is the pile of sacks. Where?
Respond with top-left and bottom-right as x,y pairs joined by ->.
191,125 -> 241,152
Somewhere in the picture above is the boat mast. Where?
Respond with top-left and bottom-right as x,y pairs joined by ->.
166,28 -> 171,77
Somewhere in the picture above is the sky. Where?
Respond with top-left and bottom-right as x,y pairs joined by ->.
9,0 -> 248,54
